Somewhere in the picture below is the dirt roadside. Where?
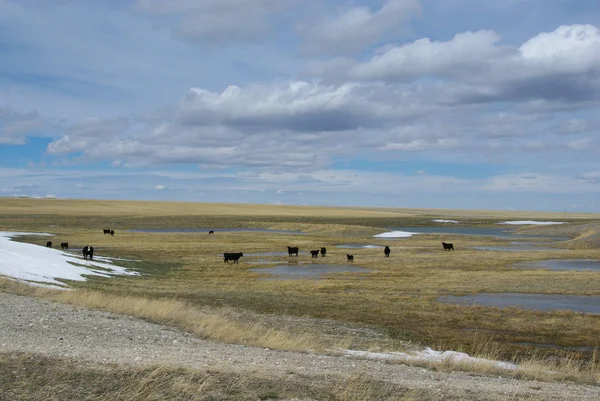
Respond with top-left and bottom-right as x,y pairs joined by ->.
1,292 -> 599,400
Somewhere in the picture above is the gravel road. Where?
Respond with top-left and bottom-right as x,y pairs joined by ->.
1,292 -> 599,400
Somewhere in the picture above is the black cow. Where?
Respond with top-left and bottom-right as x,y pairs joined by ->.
61,242 -> 69,251
208,230 -> 214,235
384,246 -> 391,257
46,241 -> 52,248
320,247 -> 327,257
82,245 -> 94,260
103,229 -> 110,235
442,242 -> 454,251
110,230 -> 115,236
310,250 -> 319,258
347,254 -> 354,262
224,252 -> 243,263
287,246 -> 299,257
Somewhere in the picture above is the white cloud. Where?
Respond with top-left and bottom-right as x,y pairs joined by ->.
519,25 -> 600,74
38,68 -> 598,174
134,0 -> 293,44
579,172 -> 600,184
350,30 -> 505,79
323,24 -> 600,104
2,1 -> 600,212
567,138 -> 592,150
299,0 -> 421,55
0,107 -> 61,145
482,173 -> 600,193
154,184 -> 165,190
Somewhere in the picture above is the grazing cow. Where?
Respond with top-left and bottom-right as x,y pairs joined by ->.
103,229 -> 110,235
310,250 -> 319,258
110,230 -> 115,236
82,245 -> 94,260
61,242 -> 69,251
46,241 -> 52,248
442,242 -> 454,251
384,246 -> 391,257
320,247 -> 327,257
208,230 -> 214,235
287,246 -> 299,257
347,254 -> 354,262
224,252 -> 243,263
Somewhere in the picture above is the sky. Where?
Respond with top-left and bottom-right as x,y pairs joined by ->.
0,0 -> 599,211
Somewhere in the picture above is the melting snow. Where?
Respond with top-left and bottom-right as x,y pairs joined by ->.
373,231 -> 416,238
498,221 -> 565,225
0,231 -> 138,289
343,347 -> 517,370
432,219 -> 459,223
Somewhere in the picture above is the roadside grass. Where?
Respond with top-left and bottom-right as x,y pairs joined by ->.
0,352 -> 425,401
2,277 -> 600,385
1,198 -> 600,384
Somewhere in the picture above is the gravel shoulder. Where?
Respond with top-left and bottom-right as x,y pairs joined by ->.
1,292 -> 599,400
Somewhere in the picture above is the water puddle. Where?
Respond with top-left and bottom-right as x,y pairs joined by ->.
385,227 -> 568,240
473,242 -> 560,252
244,260 -> 290,265
438,293 -> 600,314
335,244 -> 384,249
249,264 -> 373,280
244,251 -> 311,257
514,259 -> 600,272
129,228 -> 304,234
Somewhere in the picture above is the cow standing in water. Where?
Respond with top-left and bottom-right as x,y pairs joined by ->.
320,247 -> 327,257
46,241 -> 52,248
384,246 -> 391,257
61,242 -> 69,251
287,246 -> 299,257
310,250 -> 319,258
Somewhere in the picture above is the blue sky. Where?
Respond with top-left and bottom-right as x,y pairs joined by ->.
1,0 -> 599,211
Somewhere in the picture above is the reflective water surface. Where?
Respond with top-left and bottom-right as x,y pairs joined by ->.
438,293 -> 600,314
473,242 -> 560,252
249,264 -> 373,280
335,244 -> 384,249
386,227 -> 568,239
513,259 -> 600,271
129,228 -> 304,234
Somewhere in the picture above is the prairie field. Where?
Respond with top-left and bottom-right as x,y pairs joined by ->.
2,198 -> 600,378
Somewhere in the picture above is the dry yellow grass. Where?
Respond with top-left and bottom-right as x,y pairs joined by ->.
1,352 -> 419,401
2,198 -> 600,385
3,197 -> 599,219
49,289 -> 354,352
0,198 -> 409,217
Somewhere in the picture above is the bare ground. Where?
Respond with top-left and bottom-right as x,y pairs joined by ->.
1,293 -> 599,400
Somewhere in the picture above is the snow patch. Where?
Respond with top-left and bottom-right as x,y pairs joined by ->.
0,231 -> 139,289
432,219 -> 459,223
343,347 -> 517,370
373,231 -> 416,238
498,221 -> 566,225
